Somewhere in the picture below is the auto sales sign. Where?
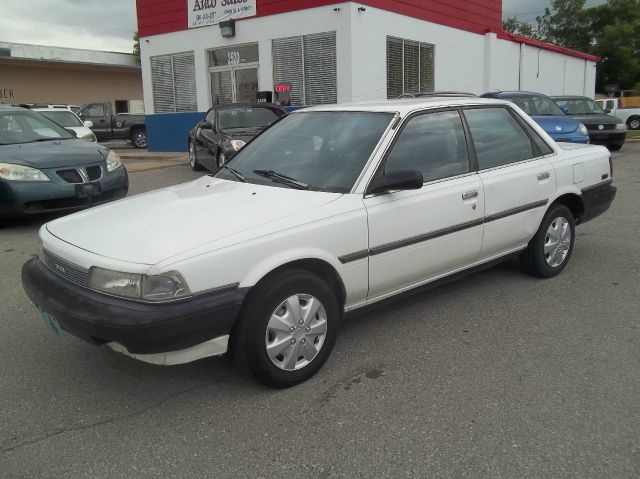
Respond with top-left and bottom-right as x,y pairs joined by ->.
188,0 -> 256,29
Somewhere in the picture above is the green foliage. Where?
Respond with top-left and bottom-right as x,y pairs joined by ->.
133,31 -> 141,65
502,17 -> 541,39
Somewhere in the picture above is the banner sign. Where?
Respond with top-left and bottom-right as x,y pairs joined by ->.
188,0 -> 257,29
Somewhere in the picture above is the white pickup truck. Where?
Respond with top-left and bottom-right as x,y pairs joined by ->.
596,97 -> 640,130
22,97 -> 616,387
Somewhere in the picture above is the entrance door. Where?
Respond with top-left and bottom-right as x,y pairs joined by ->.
210,66 -> 258,105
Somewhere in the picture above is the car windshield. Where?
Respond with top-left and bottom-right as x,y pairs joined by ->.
553,98 -> 605,115
217,107 -> 281,130
215,111 -> 395,193
0,110 -> 74,145
38,110 -> 84,127
508,95 -> 565,116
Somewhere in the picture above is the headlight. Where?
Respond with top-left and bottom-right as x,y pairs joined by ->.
0,163 -> 49,181
88,267 -> 190,302
615,123 -> 627,130
106,150 -> 122,172
578,123 -> 589,136
230,139 -> 246,151
81,132 -> 98,142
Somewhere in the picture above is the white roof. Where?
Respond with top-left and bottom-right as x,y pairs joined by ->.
299,97 -> 512,115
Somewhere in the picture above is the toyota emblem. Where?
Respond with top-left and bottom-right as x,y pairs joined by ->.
598,124 -> 604,130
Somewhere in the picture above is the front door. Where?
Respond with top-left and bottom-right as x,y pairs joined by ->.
210,66 -> 259,105
364,109 -> 484,301
78,103 -> 109,140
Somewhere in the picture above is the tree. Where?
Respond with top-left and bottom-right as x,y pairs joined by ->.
534,0 -> 592,51
133,31 -> 140,65
502,16 -> 540,39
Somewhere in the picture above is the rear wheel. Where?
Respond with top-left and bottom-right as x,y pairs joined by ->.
131,128 -> 147,149
627,116 -> 640,130
520,204 -> 575,278
232,269 -> 340,388
189,140 -> 203,171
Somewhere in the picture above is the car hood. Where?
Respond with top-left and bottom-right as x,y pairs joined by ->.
531,115 -> 579,134
46,177 -> 342,265
565,114 -> 621,126
222,127 -> 265,142
1,139 -> 106,168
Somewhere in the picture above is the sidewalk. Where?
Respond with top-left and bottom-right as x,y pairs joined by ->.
111,148 -> 188,173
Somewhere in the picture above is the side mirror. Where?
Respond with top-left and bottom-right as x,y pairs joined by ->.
605,107 -> 612,113
64,128 -> 78,138
83,120 -> 94,128
198,120 -> 213,129
367,170 -> 424,195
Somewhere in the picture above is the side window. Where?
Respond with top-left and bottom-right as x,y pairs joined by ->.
84,104 -> 105,117
606,100 -> 615,110
464,108 -> 534,169
385,110 -> 470,183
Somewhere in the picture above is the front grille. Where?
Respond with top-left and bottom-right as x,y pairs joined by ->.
586,124 -> 616,131
42,249 -> 89,287
58,169 -> 83,183
86,166 -> 102,181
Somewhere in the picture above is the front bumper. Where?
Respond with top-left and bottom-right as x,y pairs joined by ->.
0,166 -> 128,218
22,257 -> 247,355
580,179 -> 617,224
587,130 -> 626,147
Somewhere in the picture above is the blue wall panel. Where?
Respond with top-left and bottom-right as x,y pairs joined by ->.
146,112 -> 205,152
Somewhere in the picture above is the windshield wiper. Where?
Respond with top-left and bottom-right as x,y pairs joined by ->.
253,169 -> 310,190
217,164 -> 247,182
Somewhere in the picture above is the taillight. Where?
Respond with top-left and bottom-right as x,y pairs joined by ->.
609,155 -> 613,178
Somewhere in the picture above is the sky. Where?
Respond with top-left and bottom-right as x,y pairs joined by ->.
0,1 -> 610,53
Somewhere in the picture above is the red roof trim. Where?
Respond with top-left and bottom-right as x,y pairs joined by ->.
497,31 -> 600,62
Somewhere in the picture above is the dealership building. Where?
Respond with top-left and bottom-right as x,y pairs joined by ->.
136,0 -> 599,151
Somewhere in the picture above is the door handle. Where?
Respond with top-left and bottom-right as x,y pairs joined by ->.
462,190 -> 479,200
537,171 -> 550,180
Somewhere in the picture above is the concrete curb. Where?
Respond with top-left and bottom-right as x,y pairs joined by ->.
125,161 -> 185,173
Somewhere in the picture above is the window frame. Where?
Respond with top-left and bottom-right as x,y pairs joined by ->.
366,107 -> 476,195
461,105 -> 556,172
150,51 -> 197,114
386,36 -> 435,99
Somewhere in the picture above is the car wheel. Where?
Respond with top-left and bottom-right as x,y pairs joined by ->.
217,150 -> 227,168
131,128 -> 148,149
520,204 -> 575,278
189,140 -> 203,171
627,116 -> 640,130
232,268 -> 340,388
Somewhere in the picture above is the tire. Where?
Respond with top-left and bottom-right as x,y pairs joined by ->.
627,116 -> 640,130
232,269 -> 340,388
188,140 -> 203,171
217,149 -> 227,168
131,128 -> 148,149
520,204 -> 576,278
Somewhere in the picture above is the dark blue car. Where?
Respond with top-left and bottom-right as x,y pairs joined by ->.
481,91 -> 589,144
0,106 -> 128,219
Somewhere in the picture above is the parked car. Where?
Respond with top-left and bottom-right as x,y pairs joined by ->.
188,103 -> 287,172
0,106 -> 128,218
22,97 -> 615,387
481,91 -> 589,144
32,108 -> 98,143
552,95 -> 626,151
595,97 -> 640,131
77,101 -> 147,148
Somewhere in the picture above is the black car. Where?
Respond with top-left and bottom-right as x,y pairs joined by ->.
0,106 -> 128,219
188,103 -> 287,172
552,95 -> 627,151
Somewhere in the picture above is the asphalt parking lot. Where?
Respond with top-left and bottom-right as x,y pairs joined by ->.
1,143 -> 638,478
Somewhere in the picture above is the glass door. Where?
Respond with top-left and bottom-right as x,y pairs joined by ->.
208,44 -> 259,106
233,66 -> 259,103
211,70 -> 233,105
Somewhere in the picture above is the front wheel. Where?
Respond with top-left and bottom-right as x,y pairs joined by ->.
627,116 -> 640,130
131,128 -> 148,149
232,269 -> 340,388
520,204 -> 575,278
188,140 -> 203,171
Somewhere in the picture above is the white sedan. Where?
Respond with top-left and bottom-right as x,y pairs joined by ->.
32,108 -> 97,142
22,97 -> 616,387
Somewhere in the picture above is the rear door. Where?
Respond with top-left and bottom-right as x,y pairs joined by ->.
462,106 -> 556,259
364,109 -> 484,300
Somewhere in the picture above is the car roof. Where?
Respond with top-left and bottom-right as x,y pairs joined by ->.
213,103 -> 285,111
0,105 -> 28,112
550,95 -> 591,100
296,97 -> 512,115
483,91 -> 551,98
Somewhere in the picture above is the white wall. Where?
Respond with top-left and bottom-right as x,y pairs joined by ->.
0,41 -> 137,66
139,2 -> 597,113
